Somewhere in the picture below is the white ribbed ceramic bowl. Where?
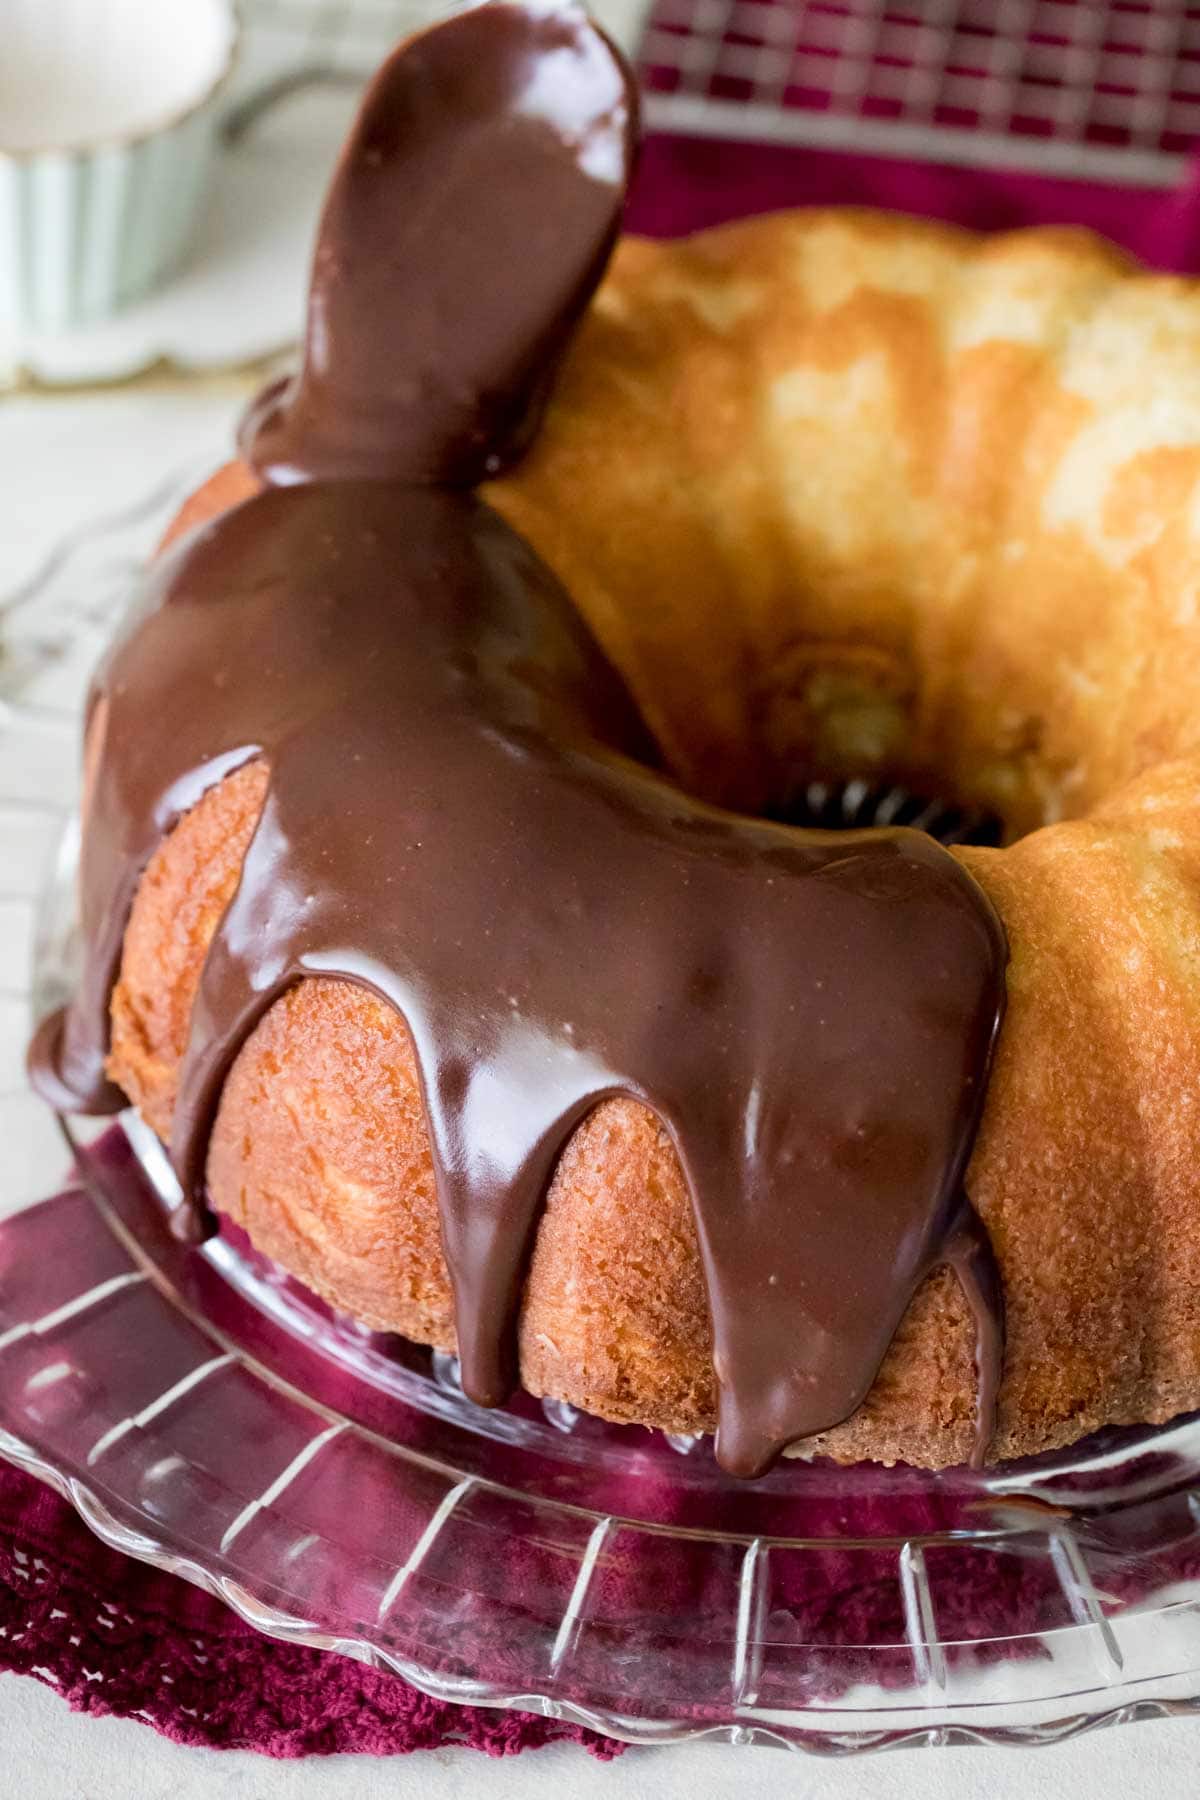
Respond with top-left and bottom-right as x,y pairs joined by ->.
0,0 -> 239,334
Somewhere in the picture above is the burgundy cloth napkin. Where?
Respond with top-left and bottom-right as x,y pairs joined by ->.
0,1458 -> 622,1757
626,131 -> 1200,265
8,125 -> 1200,1762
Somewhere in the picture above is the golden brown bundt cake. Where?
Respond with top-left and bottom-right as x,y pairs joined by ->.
99,206 -> 1200,1470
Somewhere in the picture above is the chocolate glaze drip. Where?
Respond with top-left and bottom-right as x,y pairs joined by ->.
29,2 -> 1009,1476
239,1 -> 637,487
31,483 -> 1005,1476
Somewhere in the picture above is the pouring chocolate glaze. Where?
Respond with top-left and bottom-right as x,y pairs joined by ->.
240,0 -> 638,486
30,0 -> 1008,1477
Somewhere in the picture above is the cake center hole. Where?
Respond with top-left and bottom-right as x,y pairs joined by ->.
765,778 -> 1005,849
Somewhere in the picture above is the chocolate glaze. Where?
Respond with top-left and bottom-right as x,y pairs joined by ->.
29,1 -> 1009,1476
31,482 -> 1005,1476
239,1 -> 637,487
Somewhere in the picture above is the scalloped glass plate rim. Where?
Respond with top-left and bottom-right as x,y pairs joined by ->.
9,1409 -> 1200,1756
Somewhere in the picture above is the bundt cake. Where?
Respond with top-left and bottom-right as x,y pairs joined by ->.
30,0 -> 1200,1475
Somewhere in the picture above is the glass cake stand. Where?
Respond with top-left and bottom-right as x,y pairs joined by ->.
7,478 -> 1200,1755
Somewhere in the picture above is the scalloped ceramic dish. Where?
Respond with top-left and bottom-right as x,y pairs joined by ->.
10,478 -> 1200,1753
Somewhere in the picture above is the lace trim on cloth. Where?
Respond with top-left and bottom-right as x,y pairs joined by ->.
0,1464 -> 622,1759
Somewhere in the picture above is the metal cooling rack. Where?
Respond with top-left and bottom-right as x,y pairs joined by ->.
640,0 -> 1200,183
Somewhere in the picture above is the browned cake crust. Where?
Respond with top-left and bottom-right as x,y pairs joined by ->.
107,213 -> 1200,1467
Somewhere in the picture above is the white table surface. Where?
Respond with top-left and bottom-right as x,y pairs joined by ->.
5,384 -> 1200,1799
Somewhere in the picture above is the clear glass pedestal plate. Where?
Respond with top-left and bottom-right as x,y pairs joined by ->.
6,476 -> 1200,1755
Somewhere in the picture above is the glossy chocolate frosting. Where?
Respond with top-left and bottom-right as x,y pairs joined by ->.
239,0 -> 637,487
30,1 -> 1009,1476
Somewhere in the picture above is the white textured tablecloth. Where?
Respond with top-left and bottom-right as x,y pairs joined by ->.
3,384 -> 1200,1797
